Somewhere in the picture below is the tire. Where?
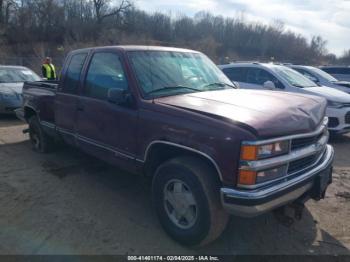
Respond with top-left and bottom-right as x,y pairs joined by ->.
28,116 -> 54,153
152,156 -> 229,246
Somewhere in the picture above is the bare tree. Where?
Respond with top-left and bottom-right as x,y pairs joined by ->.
0,0 -> 16,25
0,1 -> 341,67
93,0 -> 131,24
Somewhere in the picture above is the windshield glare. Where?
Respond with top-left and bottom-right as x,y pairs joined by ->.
129,51 -> 234,98
309,67 -> 338,82
0,68 -> 41,83
274,66 -> 317,88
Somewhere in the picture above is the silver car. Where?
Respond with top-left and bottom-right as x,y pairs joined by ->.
289,65 -> 350,93
219,62 -> 350,134
0,66 -> 41,114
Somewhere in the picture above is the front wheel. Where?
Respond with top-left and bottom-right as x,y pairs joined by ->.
152,156 -> 229,246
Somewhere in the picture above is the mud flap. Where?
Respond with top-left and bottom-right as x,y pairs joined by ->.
311,166 -> 333,201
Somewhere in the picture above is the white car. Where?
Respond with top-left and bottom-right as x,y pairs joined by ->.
219,62 -> 350,134
288,65 -> 350,94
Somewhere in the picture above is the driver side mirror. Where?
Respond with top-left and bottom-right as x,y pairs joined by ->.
263,81 -> 276,89
107,88 -> 130,105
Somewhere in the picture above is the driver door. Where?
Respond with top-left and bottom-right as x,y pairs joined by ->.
76,50 -> 138,169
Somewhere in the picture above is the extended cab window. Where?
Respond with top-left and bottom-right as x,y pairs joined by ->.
85,52 -> 127,100
64,53 -> 87,93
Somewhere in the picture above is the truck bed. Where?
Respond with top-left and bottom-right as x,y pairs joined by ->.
19,80 -> 59,124
23,80 -> 59,91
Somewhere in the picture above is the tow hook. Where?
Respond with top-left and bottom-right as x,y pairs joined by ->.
273,202 -> 305,227
23,128 -> 29,134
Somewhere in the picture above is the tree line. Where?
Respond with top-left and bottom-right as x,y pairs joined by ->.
0,0 -> 348,71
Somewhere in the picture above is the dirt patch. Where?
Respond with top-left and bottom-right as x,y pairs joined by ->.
0,123 -> 349,255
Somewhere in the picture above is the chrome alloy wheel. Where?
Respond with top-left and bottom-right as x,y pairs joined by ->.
163,179 -> 198,229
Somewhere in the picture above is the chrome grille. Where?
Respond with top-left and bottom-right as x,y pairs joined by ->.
289,126 -> 327,175
287,151 -> 324,175
291,132 -> 323,150
345,112 -> 350,124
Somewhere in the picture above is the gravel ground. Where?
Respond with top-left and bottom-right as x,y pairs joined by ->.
0,115 -> 349,255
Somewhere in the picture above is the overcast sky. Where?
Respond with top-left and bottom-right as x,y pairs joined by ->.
135,0 -> 350,56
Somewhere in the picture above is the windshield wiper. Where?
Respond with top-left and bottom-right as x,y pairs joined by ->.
146,85 -> 201,96
202,82 -> 236,89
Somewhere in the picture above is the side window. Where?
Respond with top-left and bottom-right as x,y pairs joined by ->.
85,52 -> 128,100
259,70 -> 285,89
340,68 -> 350,74
246,68 -> 260,84
64,53 -> 87,94
246,68 -> 284,88
222,67 -> 246,82
321,68 -> 335,74
294,69 -> 318,82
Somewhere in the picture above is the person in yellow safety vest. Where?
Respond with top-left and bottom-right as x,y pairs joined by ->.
42,57 -> 57,80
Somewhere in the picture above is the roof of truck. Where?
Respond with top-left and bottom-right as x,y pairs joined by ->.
71,45 -> 200,54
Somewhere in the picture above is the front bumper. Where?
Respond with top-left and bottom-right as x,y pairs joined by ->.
221,144 -> 334,217
326,107 -> 350,133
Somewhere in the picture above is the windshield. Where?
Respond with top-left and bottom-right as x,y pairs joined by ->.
274,66 -> 317,88
0,68 -> 41,83
128,51 -> 235,98
308,67 -> 338,82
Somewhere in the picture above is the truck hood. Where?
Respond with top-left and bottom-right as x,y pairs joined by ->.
303,85 -> 350,102
156,89 -> 326,138
0,82 -> 23,95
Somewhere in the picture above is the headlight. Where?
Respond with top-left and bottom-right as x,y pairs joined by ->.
238,140 -> 290,186
327,101 -> 343,108
238,165 -> 288,185
240,140 -> 290,161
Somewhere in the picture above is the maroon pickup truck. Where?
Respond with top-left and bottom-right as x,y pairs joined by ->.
17,46 -> 334,246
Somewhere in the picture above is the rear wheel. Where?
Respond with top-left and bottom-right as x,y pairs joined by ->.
28,116 -> 54,153
152,156 -> 229,246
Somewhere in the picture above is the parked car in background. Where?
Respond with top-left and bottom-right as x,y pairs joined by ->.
288,65 -> 350,94
16,46 -> 334,246
219,63 -> 350,134
0,66 -> 41,114
320,66 -> 350,82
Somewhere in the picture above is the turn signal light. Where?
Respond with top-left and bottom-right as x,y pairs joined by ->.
238,170 -> 257,185
240,141 -> 290,161
241,145 -> 258,161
